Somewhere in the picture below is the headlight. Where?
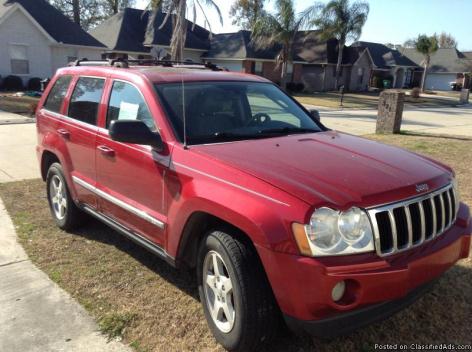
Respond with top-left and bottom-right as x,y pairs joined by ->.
293,207 -> 375,257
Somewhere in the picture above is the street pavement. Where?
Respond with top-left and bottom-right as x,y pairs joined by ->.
307,104 -> 472,138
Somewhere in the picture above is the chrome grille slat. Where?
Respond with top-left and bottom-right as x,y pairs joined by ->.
367,184 -> 456,257
446,191 -> 453,228
404,206 -> 413,247
418,201 -> 426,243
430,197 -> 437,237
387,210 -> 398,251
439,193 -> 446,234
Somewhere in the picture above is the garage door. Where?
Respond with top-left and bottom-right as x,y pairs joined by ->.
425,74 -> 456,91
302,65 -> 324,91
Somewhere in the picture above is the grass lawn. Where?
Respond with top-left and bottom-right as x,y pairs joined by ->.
0,93 -> 40,116
0,134 -> 471,351
293,91 -> 463,110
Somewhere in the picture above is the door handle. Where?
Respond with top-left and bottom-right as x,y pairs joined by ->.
97,145 -> 115,157
57,128 -> 70,138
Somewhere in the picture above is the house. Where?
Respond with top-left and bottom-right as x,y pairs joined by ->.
402,48 -> 471,90
350,42 -> 421,89
91,7 -> 472,93
0,0 -> 105,85
89,8 -> 211,62
203,30 -> 361,91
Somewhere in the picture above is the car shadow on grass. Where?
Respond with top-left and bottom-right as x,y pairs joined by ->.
71,217 -> 472,352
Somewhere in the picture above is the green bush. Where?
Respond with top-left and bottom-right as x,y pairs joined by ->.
2,75 -> 24,91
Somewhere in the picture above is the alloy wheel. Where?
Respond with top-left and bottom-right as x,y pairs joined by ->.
203,250 -> 236,333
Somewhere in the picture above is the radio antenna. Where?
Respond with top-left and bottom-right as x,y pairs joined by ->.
181,72 -> 188,150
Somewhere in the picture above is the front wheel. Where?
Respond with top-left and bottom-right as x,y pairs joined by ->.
197,230 -> 279,351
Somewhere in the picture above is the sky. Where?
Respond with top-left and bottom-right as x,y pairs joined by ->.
134,0 -> 472,51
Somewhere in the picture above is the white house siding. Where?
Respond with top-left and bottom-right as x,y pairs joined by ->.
0,8 -> 52,83
211,60 -> 243,72
182,49 -> 205,63
425,73 -> 457,91
50,46 -> 102,75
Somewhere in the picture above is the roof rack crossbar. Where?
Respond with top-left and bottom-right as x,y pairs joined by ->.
69,58 -> 222,71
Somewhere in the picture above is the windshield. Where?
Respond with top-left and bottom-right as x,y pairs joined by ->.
154,82 -> 322,145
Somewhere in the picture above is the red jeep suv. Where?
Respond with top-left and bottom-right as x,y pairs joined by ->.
36,60 -> 471,351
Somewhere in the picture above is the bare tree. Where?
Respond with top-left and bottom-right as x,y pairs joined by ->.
438,32 -> 457,49
48,0 -> 134,29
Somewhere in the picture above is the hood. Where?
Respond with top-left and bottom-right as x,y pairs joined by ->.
192,131 -> 452,208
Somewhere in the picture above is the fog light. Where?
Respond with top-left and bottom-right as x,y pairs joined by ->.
331,281 -> 346,302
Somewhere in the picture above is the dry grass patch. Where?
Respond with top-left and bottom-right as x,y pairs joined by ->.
0,134 -> 471,351
0,94 -> 39,116
293,91 -> 460,110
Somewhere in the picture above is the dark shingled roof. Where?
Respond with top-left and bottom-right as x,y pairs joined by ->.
351,41 -> 418,68
1,0 -> 105,47
90,8 -> 211,53
402,48 -> 472,73
89,8 -> 150,53
143,9 -> 210,50
203,30 -> 355,64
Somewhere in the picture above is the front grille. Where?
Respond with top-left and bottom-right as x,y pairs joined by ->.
367,184 -> 458,256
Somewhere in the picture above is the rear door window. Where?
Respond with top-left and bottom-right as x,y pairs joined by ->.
68,77 -> 105,125
43,75 -> 72,113
106,81 -> 156,131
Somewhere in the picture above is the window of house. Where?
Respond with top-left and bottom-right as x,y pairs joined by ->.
68,77 -> 105,125
106,81 -> 156,131
44,75 -> 72,113
255,61 -> 263,74
9,44 -> 29,74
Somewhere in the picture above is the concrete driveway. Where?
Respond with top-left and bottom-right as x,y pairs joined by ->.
0,111 -> 38,182
310,105 -> 472,138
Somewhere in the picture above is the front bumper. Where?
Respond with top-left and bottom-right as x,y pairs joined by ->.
284,279 -> 436,338
256,203 -> 471,335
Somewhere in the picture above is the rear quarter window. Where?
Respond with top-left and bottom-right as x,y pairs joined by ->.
43,75 -> 72,113
68,77 -> 105,125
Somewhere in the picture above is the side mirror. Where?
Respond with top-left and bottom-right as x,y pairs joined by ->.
109,120 -> 163,151
308,109 -> 320,122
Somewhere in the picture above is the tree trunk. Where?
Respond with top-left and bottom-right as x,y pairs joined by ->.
112,0 -> 119,14
335,41 -> 345,90
280,60 -> 288,91
72,0 -> 81,26
420,62 -> 428,92
170,0 -> 187,61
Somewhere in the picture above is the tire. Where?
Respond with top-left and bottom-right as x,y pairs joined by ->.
46,162 -> 85,231
197,230 -> 279,351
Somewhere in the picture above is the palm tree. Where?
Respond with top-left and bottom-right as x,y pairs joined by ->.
415,34 -> 439,92
149,0 -> 222,61
306,0 -> 369,89
251,0 -> 312,90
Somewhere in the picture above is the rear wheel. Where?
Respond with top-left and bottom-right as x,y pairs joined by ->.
197,230 -> 279,351
46,162 -> 85,230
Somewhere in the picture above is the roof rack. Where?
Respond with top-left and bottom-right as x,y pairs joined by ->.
69,58 -> 224,71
